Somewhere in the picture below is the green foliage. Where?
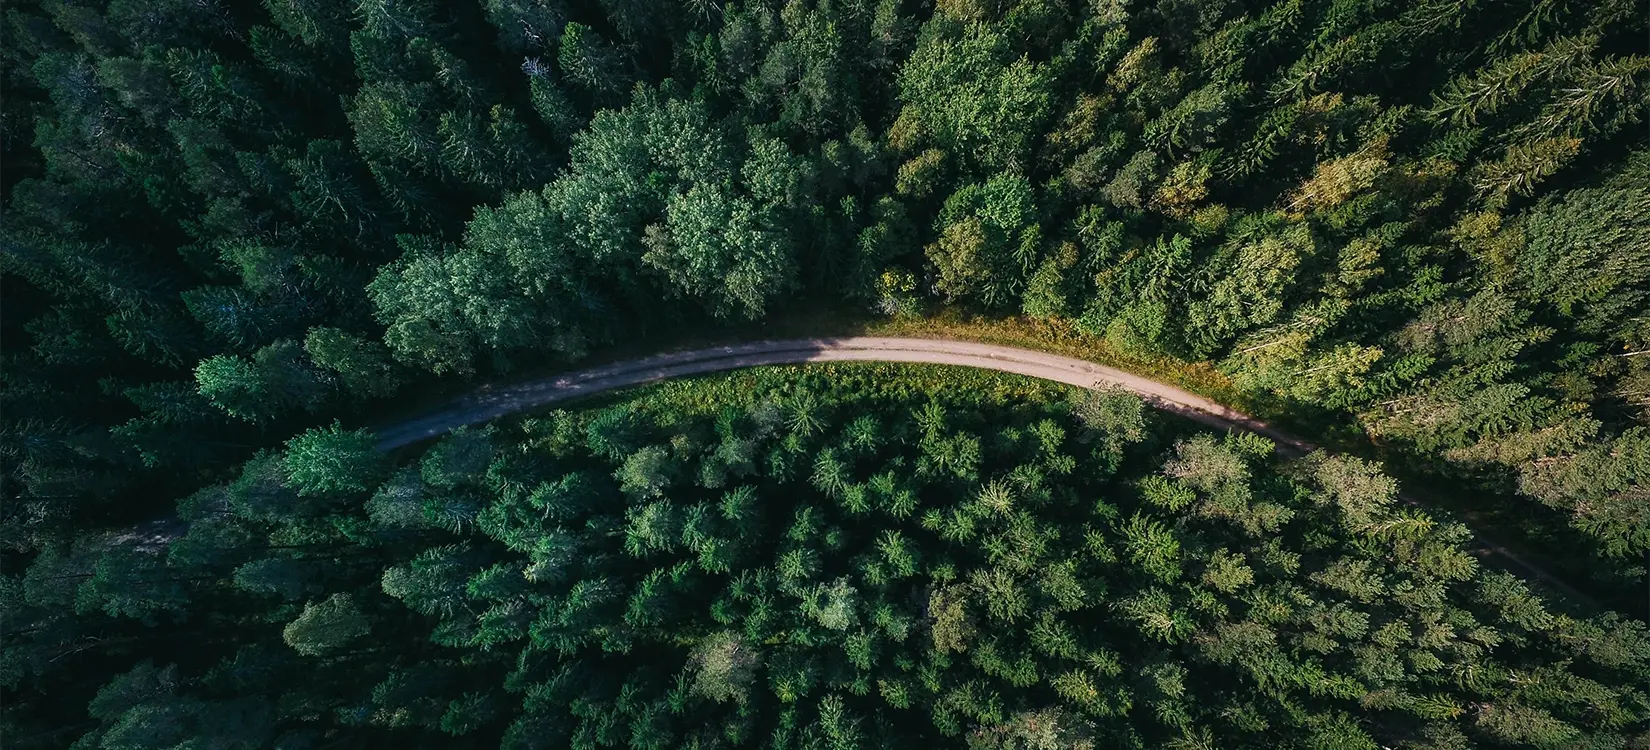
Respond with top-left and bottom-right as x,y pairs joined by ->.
558,22 -> 627,99
283,593 -> 369,656
650,178 -> 794,319
897,18 -> 1055,173
1072,385 -> 1148,456
195,340 -> 331,422
420,427 -> 496,489
304,327 -> 402,398
690,631 -> 762,704
8,0 -> 1650,744
122,371 -> 1641,746
284,422 -> 385,496
927,173 -> 1041,308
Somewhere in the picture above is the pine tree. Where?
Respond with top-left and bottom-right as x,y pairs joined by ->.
284,422 -> 386,496
195,339 -> 332,421
557,22 -> 627,101
896,18 -> 1055,173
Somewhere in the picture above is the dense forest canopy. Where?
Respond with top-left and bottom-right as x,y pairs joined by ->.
16,364 -> 1650,748
2,0 -> 1649,746
4,0 -> 1650,567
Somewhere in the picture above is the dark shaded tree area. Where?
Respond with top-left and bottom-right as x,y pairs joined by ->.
14,366 -> 1650,748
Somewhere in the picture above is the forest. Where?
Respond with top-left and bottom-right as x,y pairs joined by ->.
14,364 -> 1650,747
1,0 -> 1648,746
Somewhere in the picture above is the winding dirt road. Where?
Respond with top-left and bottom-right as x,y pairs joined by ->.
377,337 -> 1309,451
372,337 -> 1595,606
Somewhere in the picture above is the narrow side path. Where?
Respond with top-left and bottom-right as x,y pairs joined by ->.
372,337 -> 1592,607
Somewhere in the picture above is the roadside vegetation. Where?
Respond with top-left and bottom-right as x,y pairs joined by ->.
20,365 -> 1650,747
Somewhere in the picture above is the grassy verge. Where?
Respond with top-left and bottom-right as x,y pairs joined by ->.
856,310 -> 1240,400
830,307 -> 1374,453
361,302 -> 1248,434
565,360 -> 1086,417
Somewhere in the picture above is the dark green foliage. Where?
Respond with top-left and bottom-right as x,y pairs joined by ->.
6,0 -> 1650,745
283,592 -> 370,656
284,422 -> 386,496
303,326 -> 402,398
928,174 -> 1042,308
194,340 -> 332,422
895,18 -> 1055,174
4,0 -> 1644,573
45,367 -> 1650,747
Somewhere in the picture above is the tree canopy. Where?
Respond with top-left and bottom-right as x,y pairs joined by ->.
4,0 -> 1650,745
20,364 -> 1650,748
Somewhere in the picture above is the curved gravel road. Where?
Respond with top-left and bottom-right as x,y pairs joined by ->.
371,336 -> 1593,607
377,337 -> 1308,451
